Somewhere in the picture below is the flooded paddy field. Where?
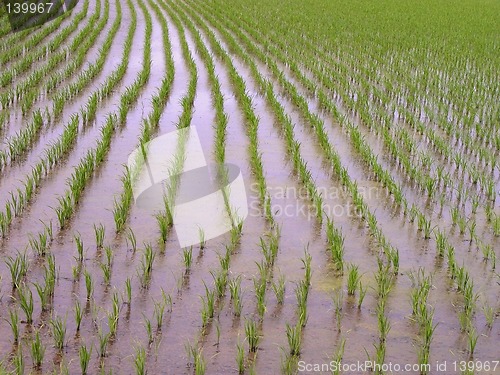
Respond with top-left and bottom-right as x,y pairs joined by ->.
0,0 -> 499,374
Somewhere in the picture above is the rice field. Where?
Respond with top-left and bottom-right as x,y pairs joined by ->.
0,0 -> 499,374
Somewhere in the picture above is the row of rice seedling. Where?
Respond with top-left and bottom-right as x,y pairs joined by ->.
0,9 -> 70,72
44,0 -> 117,96
52,0 -> 147,233
0,0 -> 127,239
210,0 -> 499,278
0,1 -> 88,103
166,4 -> 287,374
10,1 -> 95,102
175,3 -> 350,372
189,0 -> 405,272
208,0 -> 498,365
14,0 -> 106,115
180,5 -> 488,374
0,0 -> 116,173
223,0 -> 496,226
0,4 -> 156,371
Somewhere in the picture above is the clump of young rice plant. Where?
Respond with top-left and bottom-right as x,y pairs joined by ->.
33,280 -> 51,311
482,302 -> 495,327
18,284 -> 34,324
124,277 -> 132,305
6,308 -> 20,343
200,285 -> 215,328
326,218 -> 345,273
199,228 -> 206,249
332,289 -> 343,332
50,315 -> 67,350
143,314 -> 153,344
272,274 -> 286,305
79,343 -> 92,375
229,276 -> 243,317
301,249 -> 312,285
236,341 -> 245,374
467,327 -> 479,358
346,263 -> 361,295
126,228 -> 137,252
74,232 -> 85,262
74,300 -> 83,332
84,270 -> 94,300
286,323 -> 302,356
30,329 -> 45,368
94,223 -> 105,249
245,319 -> 260,352
5,251 -> 29,289
97,326 -> 110,358
194,348 -> 206,375
182,247 -> 193,273
154,297 -> 166,331
134,345 -> 147,375
138,243 -> 156,288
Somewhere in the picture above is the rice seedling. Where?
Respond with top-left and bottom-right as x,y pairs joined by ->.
155,213 -> 170,243
346,263 -> 361,295
94,223 -> 105,249
74,300 -> 83,332
245,319 -> 260,352
18,284 -> 34,324
100,262 -> 112,285
138,243 -> 156,288
331,337 -> 346,375
326,218 -> 344,273
236,341 -> 245,374
97,326 -> 110,358
6,308 -> 20,343
125,277 -> 132,305
182,247 -> 193,273
50,315 -> 67,350
467,327 -> 479,357
33,280 -> 50,311
154,298 -> 166,331
199,228 -> 206,249
5,251 -> 29,289
332,289 -> 343,332
358,281 -> 367,309
79,343 -> 92,375
126,228 -> 137,252
272,274 -> 286,304
72,233 -> 84,263
286,323 -> 302,356
377,302 -> 391,342
482,302 -> 495,327
143,314 -> 153,344
30,329 -> 45,368
84,270 -> 94,300
301,249 -> 312,285
194,349 -> 206,375
253,275 -> 267,317
133,345 -> 147,375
